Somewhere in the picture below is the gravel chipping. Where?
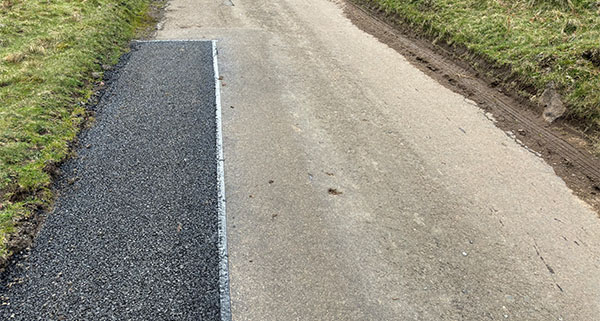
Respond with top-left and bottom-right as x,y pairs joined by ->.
0,41 -> 221,320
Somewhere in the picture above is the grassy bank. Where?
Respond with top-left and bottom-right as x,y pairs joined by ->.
367,0 -> 600,133
0,0 -> 155,259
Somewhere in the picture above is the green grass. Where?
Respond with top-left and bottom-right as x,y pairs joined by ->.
366,0 -> 600,133
0,0 -> 154,257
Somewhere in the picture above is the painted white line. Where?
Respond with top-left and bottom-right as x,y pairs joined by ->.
213,40 -> 232,321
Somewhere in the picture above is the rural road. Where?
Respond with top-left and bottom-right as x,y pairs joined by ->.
158,0 -> 600,320
1,0 -> 600,320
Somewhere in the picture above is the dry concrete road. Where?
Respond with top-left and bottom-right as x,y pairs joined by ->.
158,0 -> 600,319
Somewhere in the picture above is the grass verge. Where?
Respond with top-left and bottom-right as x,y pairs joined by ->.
363,0 -> 600,139
0,0 -> 157,262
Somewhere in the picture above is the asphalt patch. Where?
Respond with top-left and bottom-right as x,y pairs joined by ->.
0,41 -> 222,320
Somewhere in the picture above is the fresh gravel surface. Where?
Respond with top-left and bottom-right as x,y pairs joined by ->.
0,41 -> 221,320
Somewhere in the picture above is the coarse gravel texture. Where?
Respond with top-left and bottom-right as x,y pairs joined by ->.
0,41 -> 221,320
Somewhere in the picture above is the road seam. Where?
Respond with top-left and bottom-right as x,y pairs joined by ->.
132,39 -> 231,319
213,40 -> 232,321
131,39 -> 231,319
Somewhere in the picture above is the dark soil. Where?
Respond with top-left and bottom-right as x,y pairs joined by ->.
582,48 -> 600,68
137,0 -> 169,39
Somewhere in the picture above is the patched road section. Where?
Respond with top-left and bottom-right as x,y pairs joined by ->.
0,41 -> 224,320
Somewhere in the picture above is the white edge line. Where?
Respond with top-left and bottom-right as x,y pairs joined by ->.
213,40 -> 232,321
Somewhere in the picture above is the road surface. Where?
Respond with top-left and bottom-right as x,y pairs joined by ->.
157,0 -> 600,320
2,0 -> 600,320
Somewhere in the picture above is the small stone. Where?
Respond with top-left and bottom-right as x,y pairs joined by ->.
464,98 -> 477,106
91,71 -> 102,79
462,251 -> 468,256
484,112 -> 498,123
539,82 -> 566,123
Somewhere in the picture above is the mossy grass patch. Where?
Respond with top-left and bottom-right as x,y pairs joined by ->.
0,0 -> 157,260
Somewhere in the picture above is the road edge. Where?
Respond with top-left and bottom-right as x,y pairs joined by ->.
213,40 -> 233,321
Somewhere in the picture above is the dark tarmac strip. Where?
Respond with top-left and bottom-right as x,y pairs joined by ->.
0,41 -> 225,320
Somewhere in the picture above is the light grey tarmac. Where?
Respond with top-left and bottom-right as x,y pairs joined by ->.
158,0 -> 600,320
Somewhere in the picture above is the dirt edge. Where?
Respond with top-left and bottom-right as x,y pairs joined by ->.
0,2 -> 166,272
0,52 -> 135,273
343,0 -> 600,212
